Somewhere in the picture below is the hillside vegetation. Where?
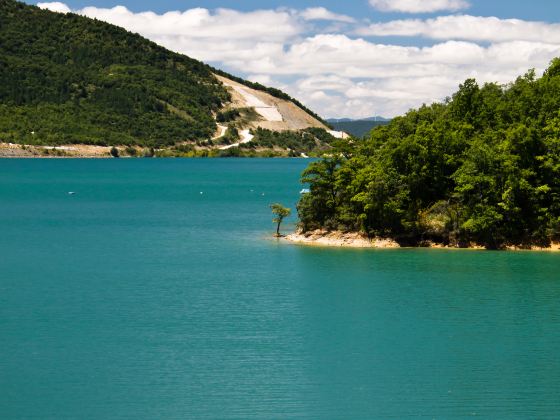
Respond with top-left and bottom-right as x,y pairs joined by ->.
298,61 -> 560,249
0,0 -> 234,146
0,0 -> 329,150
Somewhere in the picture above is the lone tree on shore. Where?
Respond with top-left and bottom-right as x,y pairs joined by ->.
270,203 -> 291,237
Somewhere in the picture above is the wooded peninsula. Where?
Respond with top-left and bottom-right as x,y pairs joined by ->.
295,62 -> 560,250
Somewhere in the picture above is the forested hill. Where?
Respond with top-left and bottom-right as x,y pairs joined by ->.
298,61 -> 560,249
0,0 -> 231,146
0,0 -> 327,148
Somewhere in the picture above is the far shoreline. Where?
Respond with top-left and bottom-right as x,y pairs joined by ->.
283,230 -> 560,252
0,142 -> 319,159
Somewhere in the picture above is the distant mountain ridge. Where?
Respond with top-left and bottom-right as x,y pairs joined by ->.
327,117 -> 391,137
326,116 -> 390,123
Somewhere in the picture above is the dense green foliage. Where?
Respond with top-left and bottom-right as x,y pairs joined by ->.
241,127 -> 338,156
298,62 -> 560,249
0,0 -> 232,146
216,109 -> 241,123
147,127 -> 337,158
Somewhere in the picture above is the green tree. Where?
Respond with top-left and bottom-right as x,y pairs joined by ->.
270,203 -> 291,237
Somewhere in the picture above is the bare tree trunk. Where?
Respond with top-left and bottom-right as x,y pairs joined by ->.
276,221 -> 281,236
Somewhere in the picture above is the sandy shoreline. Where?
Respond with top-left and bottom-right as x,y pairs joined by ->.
0,141 -> 312,158
285,230 -> 400,248
0,142 -> 117,158
285,229 -> 560,252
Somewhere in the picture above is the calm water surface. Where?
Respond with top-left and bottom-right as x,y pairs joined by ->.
1,159 -> 560,419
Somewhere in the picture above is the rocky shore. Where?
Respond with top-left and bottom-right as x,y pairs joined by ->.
0,142 -> 114,158
285,229 -> 560,251
285,230 -> 400,248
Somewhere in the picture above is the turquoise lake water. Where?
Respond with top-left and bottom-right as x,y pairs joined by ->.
1,158 -> 560,419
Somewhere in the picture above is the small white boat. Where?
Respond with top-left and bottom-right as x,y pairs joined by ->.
300,188 -> 310,194
68,192 -> 76,195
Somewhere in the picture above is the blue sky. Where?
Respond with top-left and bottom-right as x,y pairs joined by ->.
32,0 -> 560,22
32,0 -> 560,118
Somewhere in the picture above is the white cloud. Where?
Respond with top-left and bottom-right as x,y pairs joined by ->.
247,74 -> 274,85
77,6 -> 302,41
369,0 -> 470,13
35,2 -> 560,119
358,15 -> 560,43
300,7 -> 355,23
37,2 -> 71,13
275,36 -> 560,116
